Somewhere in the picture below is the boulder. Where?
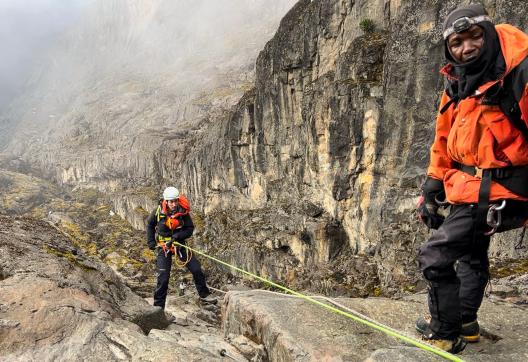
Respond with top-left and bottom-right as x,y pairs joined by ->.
0,215 -> 226,361
222,290 -> 528,361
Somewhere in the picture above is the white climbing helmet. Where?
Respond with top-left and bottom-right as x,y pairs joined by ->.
162,186 -> 180,200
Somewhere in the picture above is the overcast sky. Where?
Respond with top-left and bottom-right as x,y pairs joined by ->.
0,0 -> 91,107
0,0 -> 296,110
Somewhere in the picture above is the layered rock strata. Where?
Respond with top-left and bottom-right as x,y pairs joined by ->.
2,0 -> 528,295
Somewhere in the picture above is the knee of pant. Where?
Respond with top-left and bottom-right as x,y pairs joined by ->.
157,268 -> 170,280
187,263 -> 202,275
423,267 -> 456,283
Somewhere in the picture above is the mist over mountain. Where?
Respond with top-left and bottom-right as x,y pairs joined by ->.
0,0 -> 296,150
0,0 -> 90,108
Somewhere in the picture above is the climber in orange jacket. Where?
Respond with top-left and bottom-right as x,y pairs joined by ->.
416,4 -> 528,354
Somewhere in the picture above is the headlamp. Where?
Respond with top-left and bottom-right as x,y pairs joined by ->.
443,15 -> 491,39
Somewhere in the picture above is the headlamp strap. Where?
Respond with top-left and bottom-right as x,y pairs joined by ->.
443,15 -> 492,39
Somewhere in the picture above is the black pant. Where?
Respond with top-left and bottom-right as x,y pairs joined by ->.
153,245 -> 210,309
418,201 -> 528,339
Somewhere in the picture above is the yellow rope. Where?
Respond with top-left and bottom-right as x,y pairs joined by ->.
174,246 -> 192,268
172,241 -> 465,362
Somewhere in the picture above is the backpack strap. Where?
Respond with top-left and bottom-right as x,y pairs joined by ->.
439,81 -> 460,114
499,62 -> 528,140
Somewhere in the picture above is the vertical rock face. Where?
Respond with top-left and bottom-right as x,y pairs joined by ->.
178,0 -> 528,293
3,0 -> 528,294
0,0 -> 296,191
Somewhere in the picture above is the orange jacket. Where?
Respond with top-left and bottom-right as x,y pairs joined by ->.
428,24 -> 528,204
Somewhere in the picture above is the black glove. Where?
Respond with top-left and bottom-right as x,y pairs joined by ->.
148,243 -> 156,251
171,235 -> 182,245
417,177 -> 445,229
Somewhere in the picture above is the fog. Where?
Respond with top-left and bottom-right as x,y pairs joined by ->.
0,0 -> 297,154
0,0 -> 92,108
0,0 -> 297,110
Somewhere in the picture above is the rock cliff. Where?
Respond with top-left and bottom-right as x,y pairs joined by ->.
2,0 -> 528,296
179,0 -> 528,293
0,213 -> 271,361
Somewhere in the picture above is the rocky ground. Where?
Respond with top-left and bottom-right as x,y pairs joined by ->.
2,162 -> 528,361
2,211 -> 528,361
224,290 -> 528,361
0,211 -> 256,361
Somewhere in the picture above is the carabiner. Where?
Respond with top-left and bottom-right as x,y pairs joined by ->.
484,200 -> 506,236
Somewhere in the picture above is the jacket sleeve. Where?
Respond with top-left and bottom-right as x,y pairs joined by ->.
171,213 -> 194,241
427,91 -> 456,181
146,209 -> 158,249
518,79 -> 528,129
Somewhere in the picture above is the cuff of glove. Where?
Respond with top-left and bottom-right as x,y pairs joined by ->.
422,177 -> 444,203
417,202 -> 445,229
422,177 -> 443,194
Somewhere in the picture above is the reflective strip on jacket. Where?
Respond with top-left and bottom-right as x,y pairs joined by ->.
428,24 -> 528,204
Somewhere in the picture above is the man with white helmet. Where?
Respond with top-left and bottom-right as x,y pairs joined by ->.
146,186 -> 215,309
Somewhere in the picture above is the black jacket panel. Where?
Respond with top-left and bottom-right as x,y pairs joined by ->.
145,205 -> 195,249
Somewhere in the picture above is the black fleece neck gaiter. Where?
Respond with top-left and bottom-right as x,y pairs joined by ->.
446,22 -> 505,99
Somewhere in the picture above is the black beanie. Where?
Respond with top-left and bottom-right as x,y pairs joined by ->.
441,3 -> 505,100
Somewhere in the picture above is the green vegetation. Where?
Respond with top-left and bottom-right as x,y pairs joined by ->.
359,18 -> 375,34
62,221 -> 89,247
72,187 -> 103,205
193,211 -> 206,231
491,258 -> 528,278
0,167 -> 157,297
43,245 -> 97,272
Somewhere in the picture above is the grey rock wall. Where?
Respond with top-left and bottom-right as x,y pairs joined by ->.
3,0 -> 528,295
178,0 -> 528,293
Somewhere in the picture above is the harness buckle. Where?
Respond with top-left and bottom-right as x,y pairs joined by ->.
474,167 -> 483,179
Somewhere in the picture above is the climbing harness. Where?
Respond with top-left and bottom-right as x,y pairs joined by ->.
171,240 -> 464,362
156,236 -> 193,267
156,236 -> 175,257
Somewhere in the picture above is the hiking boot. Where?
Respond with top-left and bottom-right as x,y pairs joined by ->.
164,312 -> 176,323
415,316 -> 480,343
199,294 -> 218,305
421,335 -> 467,354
